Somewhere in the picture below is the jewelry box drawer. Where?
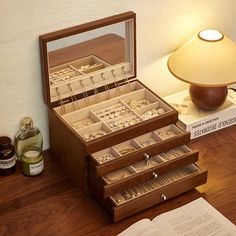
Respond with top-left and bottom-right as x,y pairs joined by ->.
89,145 -> 198,198
89,164 -> 208,222
59,81 -> 179,153
89,124 -> 190,177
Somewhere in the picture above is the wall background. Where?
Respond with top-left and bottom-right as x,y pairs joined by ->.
1,0 -> 236,149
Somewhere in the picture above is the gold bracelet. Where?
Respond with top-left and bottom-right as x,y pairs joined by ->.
119,148 -> 136,155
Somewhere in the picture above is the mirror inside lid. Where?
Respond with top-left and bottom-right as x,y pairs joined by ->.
39,11 -> 136,107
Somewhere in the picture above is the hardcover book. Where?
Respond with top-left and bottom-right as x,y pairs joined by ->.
164,89 -> 236,139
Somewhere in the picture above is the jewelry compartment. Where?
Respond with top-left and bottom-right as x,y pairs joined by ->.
132,155 -> 165,172
63,108 -> 100,131
155,124 -> 183,140
90,147 -> 121,164
113,140 -> 141,156
90,145 -> 199,198
158,145 -> 195,161
89,125 -> 190,177
103,166 -> 136,184
77,122 -> 112,142
53,81 -> 145,115
134,131 -> 161,148
68,55 -> 110,74
135,101 -> 172,120
122,89 -> 166,112
49,55 -> 111,86
60,85 -> 177,141
89,164 -> 208,222
93,101 -> 135,122
49,64 -> 82,86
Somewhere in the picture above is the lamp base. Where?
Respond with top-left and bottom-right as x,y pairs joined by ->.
189,85 -> 228,110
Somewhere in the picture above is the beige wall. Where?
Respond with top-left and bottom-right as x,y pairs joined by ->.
1,0 -> 236,149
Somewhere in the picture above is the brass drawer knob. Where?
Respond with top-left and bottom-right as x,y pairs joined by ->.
144,153 -> 150,165
161,194 -> 167,201
152,172 -> 158,178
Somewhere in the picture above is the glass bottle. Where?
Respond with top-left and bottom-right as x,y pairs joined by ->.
0,136 -> 16,176
15,117 -> 43,160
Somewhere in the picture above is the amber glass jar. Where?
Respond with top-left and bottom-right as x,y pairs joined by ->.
0,136 -> 16,176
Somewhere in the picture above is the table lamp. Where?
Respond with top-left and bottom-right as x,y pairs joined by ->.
168,29 -> 236,110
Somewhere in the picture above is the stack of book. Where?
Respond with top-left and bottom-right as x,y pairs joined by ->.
164,89 -> 236,139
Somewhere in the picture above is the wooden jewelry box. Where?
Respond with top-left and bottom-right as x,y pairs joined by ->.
39,11 -> 207,222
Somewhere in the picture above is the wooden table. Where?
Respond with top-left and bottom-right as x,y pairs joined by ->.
1,125 -> 236,236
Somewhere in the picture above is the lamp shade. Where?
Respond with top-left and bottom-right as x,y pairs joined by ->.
168,29 -> 236,87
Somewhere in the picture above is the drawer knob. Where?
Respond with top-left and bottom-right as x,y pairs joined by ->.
161,194 -> 167,201
152,172 -> 158,178
144,153 -> 150,165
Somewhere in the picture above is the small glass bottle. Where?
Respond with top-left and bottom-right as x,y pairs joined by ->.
0,136 -> 16,176
15,117 -> 43,160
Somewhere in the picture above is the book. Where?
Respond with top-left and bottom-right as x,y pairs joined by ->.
118,198 -> 236,236
164,89 -> 236,139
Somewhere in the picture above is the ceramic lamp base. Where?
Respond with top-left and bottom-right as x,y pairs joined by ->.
189,85 -> 228,110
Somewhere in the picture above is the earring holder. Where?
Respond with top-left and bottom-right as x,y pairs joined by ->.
90,76 -> 100,103
111,69 -> 121,95
67,83 -> 78,111
55,87 -> 66,114
101,72 -> 111,98
122,66 -> 131,89
79,80 -> 90,105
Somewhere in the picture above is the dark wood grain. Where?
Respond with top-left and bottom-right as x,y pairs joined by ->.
1,125 -> 236,235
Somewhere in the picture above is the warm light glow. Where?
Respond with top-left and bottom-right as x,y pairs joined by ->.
198,29 -> 223,41
168,29 -> 236,86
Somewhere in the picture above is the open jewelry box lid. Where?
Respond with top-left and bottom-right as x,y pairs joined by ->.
39,11 -> 136,108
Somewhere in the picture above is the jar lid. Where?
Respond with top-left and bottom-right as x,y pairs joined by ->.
23,148 -> 41,158
22,148 -> 42,163
21,117 -> 33,130
0,136 -> 11,149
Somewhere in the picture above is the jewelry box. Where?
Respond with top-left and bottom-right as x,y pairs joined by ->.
39,11 -> 207,222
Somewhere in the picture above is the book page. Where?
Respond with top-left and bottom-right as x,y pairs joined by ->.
153,198 -> 236,236
117,219 -> 164,236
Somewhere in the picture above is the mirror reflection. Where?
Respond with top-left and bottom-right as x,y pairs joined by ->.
47,21 -> 130,87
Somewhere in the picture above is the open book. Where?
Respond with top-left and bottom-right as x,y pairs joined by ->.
118,198 -> 236,236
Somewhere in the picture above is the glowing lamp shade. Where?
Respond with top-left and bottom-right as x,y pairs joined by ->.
168,29 -> 236,110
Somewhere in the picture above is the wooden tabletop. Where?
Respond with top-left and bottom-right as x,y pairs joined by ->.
1,125 -> 236,236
